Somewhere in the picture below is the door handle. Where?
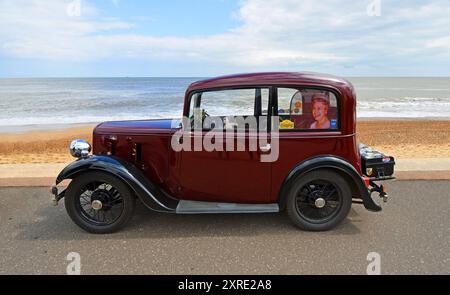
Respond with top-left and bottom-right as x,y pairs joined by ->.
260,144 -> 271,152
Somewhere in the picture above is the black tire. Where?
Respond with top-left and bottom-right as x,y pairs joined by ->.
286,169 -> 352,231
64,171 -> 136,234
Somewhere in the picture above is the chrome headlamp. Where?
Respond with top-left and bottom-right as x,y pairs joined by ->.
69,139 -> 91,158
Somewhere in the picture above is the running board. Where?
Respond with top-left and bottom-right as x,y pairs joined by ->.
176,200 -> 280,214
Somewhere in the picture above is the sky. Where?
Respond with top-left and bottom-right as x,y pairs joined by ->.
0,0 -> 450,77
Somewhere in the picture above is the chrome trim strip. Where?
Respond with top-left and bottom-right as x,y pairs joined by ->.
176,200 -> 280,214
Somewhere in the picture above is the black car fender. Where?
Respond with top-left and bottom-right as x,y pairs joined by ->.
278,156 -> 382,212
55,156 -> 178,213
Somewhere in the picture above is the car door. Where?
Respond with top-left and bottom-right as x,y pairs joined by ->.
177,87 -> 272,204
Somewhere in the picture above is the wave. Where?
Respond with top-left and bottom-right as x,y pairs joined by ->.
0,114 -> 181,127
1,78 -> 450,128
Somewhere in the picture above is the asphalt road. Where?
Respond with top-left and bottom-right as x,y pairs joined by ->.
0,180 -> 448,275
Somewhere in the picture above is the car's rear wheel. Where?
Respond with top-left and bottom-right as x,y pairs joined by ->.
64,171 -> 135,234
286,169 -> 352,231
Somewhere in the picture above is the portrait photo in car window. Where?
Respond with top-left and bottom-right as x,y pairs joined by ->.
277,88 -> 338,130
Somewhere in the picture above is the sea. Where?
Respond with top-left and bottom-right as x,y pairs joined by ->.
0,77 -> 449,132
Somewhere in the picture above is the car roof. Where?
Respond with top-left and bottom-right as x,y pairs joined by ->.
187,72 -> 354,93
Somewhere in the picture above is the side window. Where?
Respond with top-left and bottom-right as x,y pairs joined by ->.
277,88 -> 339,130
188,88 -> 269,130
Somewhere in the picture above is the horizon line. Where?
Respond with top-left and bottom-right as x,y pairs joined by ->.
1,75 -> 450,79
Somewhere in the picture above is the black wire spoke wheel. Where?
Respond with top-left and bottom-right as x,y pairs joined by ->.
65,171 -> 136,234
77,181 -> 124,226
286,170 -> 352,231
295,180 -> 342,224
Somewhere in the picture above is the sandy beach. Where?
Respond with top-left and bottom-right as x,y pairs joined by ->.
0,125 -> 95,164
356,119 -> 450,159
0,120 -> 449,164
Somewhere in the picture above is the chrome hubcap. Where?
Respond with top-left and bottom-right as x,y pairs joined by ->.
91,200 -> 103,211
314,198 -> 326,209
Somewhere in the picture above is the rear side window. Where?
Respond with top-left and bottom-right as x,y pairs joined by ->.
277,88 -> 339,130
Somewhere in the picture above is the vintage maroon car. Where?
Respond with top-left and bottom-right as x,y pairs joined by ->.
52,72 -> 395,233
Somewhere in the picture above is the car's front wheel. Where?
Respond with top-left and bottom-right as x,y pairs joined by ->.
286,169 -> 352,231
64,171 -> 136,234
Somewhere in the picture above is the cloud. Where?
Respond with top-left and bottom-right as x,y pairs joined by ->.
0,0 -> 135,59
0,0 -> 450,74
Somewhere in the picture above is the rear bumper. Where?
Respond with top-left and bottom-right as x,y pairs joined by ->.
359,176 -> 396,211
369,176 -> 396,181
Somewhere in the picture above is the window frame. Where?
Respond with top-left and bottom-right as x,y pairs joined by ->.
274,86 -> 342,132
186,86 -> 273,132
